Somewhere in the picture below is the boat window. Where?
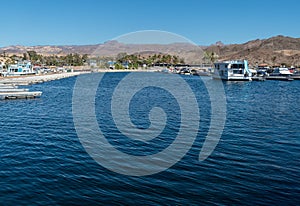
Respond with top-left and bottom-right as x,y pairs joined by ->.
232,69 -> 243,74
232,64 -> 245,68
233,69 -> 239,74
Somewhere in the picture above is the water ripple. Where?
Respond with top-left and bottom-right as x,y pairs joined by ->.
0,75 -> 299,205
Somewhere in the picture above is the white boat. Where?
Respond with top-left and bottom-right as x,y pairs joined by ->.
213,60 -> 252,81
1,62 -> 36,77
269,67 -> 292,76
267,67 -> 294,81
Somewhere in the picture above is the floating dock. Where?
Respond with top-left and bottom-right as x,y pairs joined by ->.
266,76 -> 294,81
0,88 -> 29,92
0,72 -> 81,85
0,84 -> 41,100
252,76 -> 266,81
0,72 -> 81,100
0,91 -> 42,100
252,75 -> 300,81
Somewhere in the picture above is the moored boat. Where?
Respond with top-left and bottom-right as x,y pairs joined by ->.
267,67 -> 294,80
269,67 -> 292,76
213,60 -> 252,81
1,61 -> 36,77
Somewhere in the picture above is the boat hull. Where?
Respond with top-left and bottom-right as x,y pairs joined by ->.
212,75 -> 251,81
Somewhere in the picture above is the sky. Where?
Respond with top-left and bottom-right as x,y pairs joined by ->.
0,0 -> 299,47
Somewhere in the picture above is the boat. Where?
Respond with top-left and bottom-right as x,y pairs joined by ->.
190,69 -> 211,76
269,67 -> 292,76
291,71 -> 300,80
267,67 -> 294,81
213,60 -> 252,81
1,61 -> 36,77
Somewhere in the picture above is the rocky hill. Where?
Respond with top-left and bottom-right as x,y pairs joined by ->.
0,44 -> 100,56
205,35 -> 300,66
1,35 -> 300,66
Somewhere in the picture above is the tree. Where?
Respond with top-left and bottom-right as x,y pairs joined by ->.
27,50 -> 39,61
116,52 -> 127,61
180,58 -> 185,64
203,51 -> 218,65
172,55 -> 179,65
114,62 -> 124,70
82,54 -> 88,64
22,53 -> 28,61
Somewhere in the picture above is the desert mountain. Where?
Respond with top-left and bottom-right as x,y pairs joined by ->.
206,35 -> 300,66
1,35 -> 300,66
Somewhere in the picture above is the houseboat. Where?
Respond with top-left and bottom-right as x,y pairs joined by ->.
1,61 -> 36,77
213,60 -> 252,81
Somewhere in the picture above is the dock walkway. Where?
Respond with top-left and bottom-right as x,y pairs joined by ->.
0,72 -> 81,100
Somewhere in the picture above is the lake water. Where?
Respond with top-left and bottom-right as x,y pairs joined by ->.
0,72 -> 299,205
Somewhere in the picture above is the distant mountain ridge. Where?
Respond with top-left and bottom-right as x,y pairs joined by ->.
205,35 -> 300,66
1,35 -> 300,66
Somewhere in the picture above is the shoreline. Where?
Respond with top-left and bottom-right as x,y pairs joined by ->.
92,67 -> 159,73
1,68 -> 298,87
0,68 -> 157,86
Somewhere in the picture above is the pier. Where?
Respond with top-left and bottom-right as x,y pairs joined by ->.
252,75 -> 300,81
0,72 -> 81,85
0,91 -> 42,100
0,72 -> 81,100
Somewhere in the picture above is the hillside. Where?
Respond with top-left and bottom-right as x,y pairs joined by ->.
1,35 -> 300,66
0,41 -> 204,64
205,35 -> 300,66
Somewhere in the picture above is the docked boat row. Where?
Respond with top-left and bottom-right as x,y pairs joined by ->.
166,59 -> 299,81
212,60 -> 300,81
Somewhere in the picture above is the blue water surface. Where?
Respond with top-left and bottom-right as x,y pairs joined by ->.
0,73 -> 299,205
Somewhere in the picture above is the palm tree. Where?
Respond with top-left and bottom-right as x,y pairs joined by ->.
203,51 -> 218,65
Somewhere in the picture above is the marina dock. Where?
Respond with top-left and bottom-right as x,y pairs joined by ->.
0,72 -> 81,100
0,72 -> 81,85
252,75 -> 300,81
0,91 -> 42,100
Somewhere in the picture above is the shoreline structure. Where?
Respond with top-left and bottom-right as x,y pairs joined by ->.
0,72 -> 82,99
1,65 -> 299,86
0,72 -> 82,85
0,68 -> 157,85
0,69 -> 158,99
0,68 -> 162,86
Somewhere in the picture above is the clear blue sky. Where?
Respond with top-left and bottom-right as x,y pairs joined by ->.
0,0 -> 299,47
